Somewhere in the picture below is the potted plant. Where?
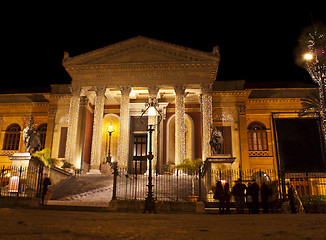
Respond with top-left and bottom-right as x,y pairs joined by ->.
163,161 -> 174,174
174,158 -> 203,202
33,148 -> 59,177
61,161 -> 75,174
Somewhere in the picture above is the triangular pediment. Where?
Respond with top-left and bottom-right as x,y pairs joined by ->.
63,36 -> 219,66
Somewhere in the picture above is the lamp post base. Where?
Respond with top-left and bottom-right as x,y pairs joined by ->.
143,194 -> 156,214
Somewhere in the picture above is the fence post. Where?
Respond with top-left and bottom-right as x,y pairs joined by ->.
112,162 -> 118,201
198,169 -> 202,201
0,166 -> 4,196
17,166 -> 22,197
280,169 -> 286,200
36,165 -> 43,198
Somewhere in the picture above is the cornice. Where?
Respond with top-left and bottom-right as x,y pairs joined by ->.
65,62 -> 218,73
247,98 -> 301,103
0,102 -> 49,108
212,91 -> 250,96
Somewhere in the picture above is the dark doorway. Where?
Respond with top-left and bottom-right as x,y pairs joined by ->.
274,118 -> 325,172
132,134 -> 147,174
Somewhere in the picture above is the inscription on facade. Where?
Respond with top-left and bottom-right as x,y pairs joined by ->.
95,71 -> 189,80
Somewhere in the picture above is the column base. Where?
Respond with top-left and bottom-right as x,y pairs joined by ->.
87,169 -> 101,175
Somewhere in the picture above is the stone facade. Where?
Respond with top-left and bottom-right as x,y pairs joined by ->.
0,37 -> 318,176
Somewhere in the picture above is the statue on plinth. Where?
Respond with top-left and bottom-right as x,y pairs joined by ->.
23,116 -> 42,153
209,124 -> 224,154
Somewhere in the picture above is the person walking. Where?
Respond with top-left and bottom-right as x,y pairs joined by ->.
224,182 -> 231,214
41,175 -> 51,205
246,183 -> 253,214
251,180 -> 260,214
231,179 -> 246,214
261,182 -> 270,213
214,181 -> 226,214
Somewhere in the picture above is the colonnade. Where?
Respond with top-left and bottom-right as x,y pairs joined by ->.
65,84 -> 213,172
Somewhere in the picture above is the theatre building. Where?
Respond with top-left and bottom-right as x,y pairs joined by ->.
0,37 -> 324,183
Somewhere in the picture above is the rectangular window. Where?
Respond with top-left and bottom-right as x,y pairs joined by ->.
58,127 -> 68,158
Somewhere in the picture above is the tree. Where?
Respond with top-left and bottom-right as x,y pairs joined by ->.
299,91 -> 321,118
296,22 -> 326,145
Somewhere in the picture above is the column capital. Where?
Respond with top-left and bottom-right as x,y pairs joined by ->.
119,85 -> 131,96
147,85 -> 159,98
48,108 -> 57,118
236,104 -> 247,115
70,86 -> 82,97
200,83 -> 213,95
94,86 -> 106,96
174,84 -> 186,95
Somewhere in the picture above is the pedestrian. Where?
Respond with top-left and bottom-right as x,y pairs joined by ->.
251,180 -> 260,214
270,182 -> 279,213
231,179 -> 246,214
246,183 -> 253,214
214,181 -> 226,214
261,182 -> 270,213
41,174 -> 51,205
287,183 -> 304,214
224,182 -> 231,214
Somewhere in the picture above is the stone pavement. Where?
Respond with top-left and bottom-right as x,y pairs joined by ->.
0,208 -> 325,240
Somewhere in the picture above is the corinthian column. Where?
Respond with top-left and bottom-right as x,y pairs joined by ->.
174,84 -> 186,165
65,86 -> 81,167
117,85 -> 131,169
201,83 -> 213,161
90,86 -> 106,173
147,85 -> 159,170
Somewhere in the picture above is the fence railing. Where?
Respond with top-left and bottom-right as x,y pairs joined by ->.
0,164 -> 43,198
114,168 -> 326,202
115,168 -> 200,201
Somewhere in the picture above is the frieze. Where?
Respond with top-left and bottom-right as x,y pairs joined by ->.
95,70 -> 189,80
66,62 -> 218,73
247,99 -> 301,103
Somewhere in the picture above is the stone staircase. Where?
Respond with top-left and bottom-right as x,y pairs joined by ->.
50,174 -> 114,202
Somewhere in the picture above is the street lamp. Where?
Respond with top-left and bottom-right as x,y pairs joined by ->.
141,97 -> 162,213
106,123 -> 115,164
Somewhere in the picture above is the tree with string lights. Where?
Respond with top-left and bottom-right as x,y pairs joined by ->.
297,22 -> 326,144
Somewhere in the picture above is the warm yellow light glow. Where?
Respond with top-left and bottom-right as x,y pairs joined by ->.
107,124 -> 115,133
304,53 -> 313,61
148,106 -> 157,116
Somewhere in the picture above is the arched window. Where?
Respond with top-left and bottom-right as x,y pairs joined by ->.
37,123 -> 47,149
3,124 -> 21,150
248,122 -> 268,151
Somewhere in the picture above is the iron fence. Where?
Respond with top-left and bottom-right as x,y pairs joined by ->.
115,168 -> 200,201
0,164 -> 43,198
114,168 -> 326,202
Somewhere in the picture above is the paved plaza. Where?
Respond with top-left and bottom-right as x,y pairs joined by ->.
0,208 -> 325,240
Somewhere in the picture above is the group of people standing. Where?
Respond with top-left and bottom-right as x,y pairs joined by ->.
214,179 -> 277,214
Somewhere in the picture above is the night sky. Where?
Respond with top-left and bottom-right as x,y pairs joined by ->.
3,4 -> 325,92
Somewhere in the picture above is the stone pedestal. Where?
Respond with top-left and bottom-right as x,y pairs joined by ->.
100,163 -> 113,175
9,153 -> 32,168
204,155 -> 236,192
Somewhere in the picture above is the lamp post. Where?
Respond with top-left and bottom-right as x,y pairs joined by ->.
141,97 -> 162,213
106,124 -> 115,164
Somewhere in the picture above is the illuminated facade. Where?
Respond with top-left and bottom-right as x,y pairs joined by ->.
0,37 -> 319,176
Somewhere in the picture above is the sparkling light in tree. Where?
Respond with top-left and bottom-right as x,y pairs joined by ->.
298,22 -> 326,144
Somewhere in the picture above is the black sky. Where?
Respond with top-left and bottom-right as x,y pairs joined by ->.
3,4 -> 325,92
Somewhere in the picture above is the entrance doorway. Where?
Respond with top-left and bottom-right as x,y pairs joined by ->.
132,134 -> 147,174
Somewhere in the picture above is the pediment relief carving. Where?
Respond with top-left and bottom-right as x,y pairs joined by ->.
213,111 -> 235,122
